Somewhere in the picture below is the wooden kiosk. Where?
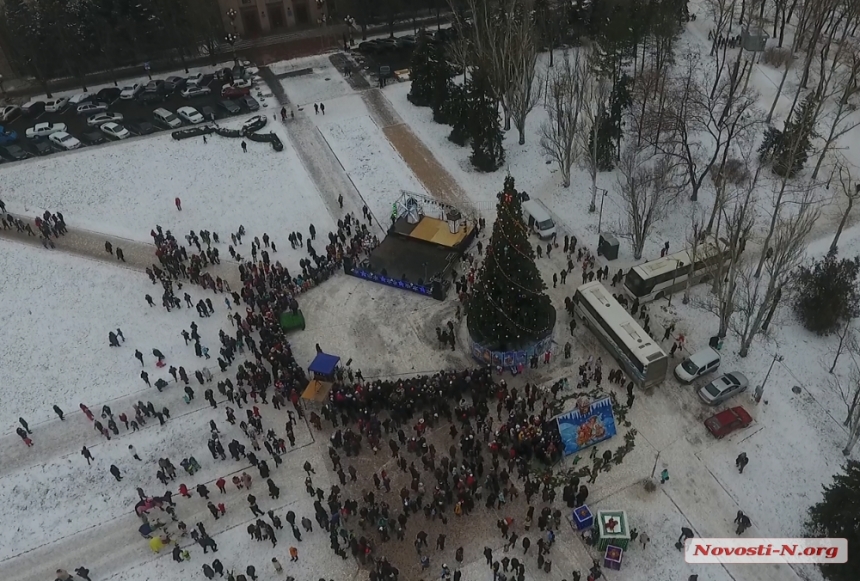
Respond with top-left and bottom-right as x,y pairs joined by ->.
301,352 -> 340,407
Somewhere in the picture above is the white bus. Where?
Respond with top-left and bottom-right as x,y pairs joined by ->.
574,281 -> 668,388
624,242 -> 730,303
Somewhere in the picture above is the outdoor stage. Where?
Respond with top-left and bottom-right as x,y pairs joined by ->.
344,193 -> 476,300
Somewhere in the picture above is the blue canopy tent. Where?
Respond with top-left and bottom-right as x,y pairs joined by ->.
302,352 -> 341,405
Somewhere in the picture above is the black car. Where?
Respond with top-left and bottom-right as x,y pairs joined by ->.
145,79 -> 166,93
164,76 -> 187,92
97,87 -> 122,103
218,100 -> 241,115
80,131 -> 107,145
239,95 -> 260,112
29,140 -> 55,156
201,106 -> 217,121
358,40 -> 384,54
1,144 -> 32,160
128,121 -> 158,135
22,101 -> 46,119
138,91 -> 165,105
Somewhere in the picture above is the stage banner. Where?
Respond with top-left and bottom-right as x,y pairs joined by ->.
556,397 -> 618,456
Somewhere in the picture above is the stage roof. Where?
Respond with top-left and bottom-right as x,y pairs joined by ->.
309,352 -> 340,376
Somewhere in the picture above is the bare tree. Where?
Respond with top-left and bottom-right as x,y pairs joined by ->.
507,9 -> 541,145
540,53 -> 588,188
616,146 -> 684,260
576,70 -> 611,212
829,320 -> 856,373
830,346 -> 860,454
734,193 -> 820,356
830,161 -> 860,254
812,49 -> 860,179
683,210 -> 708,304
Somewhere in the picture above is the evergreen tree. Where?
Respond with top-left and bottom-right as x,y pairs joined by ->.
794,251 -> 860,335
467,177 -> 555,350
806,461 -> 860,581
607,73 -> 632,161
468,70 -> 505,172
444,83 -> 470,146
407,32 -> 435,107
760,93 -> 818,177
589,106 -> 616,171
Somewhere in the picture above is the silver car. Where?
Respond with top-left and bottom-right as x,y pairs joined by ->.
698,372 -> 749,405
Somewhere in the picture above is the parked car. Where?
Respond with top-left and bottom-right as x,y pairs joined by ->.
153,108 -> 183,128
87,112 -> 124,127
187,73 -> 215,88
358,40 -> 384,54
239,95 -> 260,111
138,92 -> 165,105
29,140 -> 55,156
97,87 -> 122,103
397,35 -> 417,49
200,106 -> 217,121
704,406 -> 753,439
100,122 -> 131,139
221,85 -> 250,99
0,126 -> 18,145
145,79 -> 166,93
698,372 -> 749,405
164,76 -> 187,92
177,106 -> 205,124
218,100 -> 241,115
181,85 -> 212,99
22,101 -> 47,118
1,144 -> 31,160
127,121 -> 158,135
243,115 -> 267,133
231,79 -> 253,90
77,102 -> 109,115
0,105 -> 22,122
68,93 -> 91,106
25,122 -> 68,139
49,131 -> 83,150
120,83 -> 144,100
375,38 -> 398,51
674,348 -> 721,384
44,97 -> 70,113
80,131 -> 107,145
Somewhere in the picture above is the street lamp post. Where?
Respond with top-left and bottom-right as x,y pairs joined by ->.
756,353 -> 784,403
666,259 -> 685,307
596,189 -> 608,233
226,8 -> 239,66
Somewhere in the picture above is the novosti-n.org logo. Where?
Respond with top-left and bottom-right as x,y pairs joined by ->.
685,538 -> 848,563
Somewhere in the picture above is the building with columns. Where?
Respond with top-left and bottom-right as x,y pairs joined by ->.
219,0 -> 327,36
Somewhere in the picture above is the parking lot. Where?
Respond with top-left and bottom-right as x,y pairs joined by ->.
0,68 -> 266,164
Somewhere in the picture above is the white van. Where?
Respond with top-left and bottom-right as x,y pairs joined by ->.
522,199 -> 557,240
674,347 -> 721,383
153,108 -> 182,128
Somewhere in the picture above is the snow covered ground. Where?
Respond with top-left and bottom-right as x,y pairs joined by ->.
270,55 -> 355,107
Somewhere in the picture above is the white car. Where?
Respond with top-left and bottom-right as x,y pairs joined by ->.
100,122 -> 131,140
181,85 -> 211,99
49,131 -> 82,150
68,93 -> 91,105
0,105 -> 21,122
25,122 -> 68,139
177,107 -> 205,124
87,112 -> 124,127
231,79 -> 253,90
120,84 -> 144,100
77,102 -> 109,115
45,97 -> 70,113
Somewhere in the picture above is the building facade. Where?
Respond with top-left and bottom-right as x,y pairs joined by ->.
220,0 -> 326,37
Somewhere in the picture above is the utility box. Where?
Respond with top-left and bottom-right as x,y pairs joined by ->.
598,233 -> 619,261
742,28 -> 769,52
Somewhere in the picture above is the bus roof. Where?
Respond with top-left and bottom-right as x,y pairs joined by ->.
630,242 -> 723,280
575,281 -> 667,364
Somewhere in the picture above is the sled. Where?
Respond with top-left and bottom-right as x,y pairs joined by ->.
279,309 -> 306,332
156,360 -> 166,368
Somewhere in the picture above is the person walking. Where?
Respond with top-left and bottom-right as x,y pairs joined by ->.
289,546 -> 299,562
241,141 -> 247,153
116,248 -> 125,262
105,241 -> 113,255
18,417 -> 31,434
175,197 -> 182,211
81,446 -> 93,464
75,566 -> 92,581
320,103 -> 325,115
660,468 -> 669,483
129,445 -> 142,461
735,452 -> 749,474
53,405 -> 65,420
110,465 -> 123,481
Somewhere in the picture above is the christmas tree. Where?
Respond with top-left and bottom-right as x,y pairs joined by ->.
467,177 -> 555,350
806,460 -> 860,580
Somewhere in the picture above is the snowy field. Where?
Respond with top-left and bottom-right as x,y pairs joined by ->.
318,107 -> 429,220
0,113 -> 336,255
270,54 -> 355,107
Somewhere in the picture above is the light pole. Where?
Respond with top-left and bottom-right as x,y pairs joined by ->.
226,8 -> 239,65
756,353 -> 783,403
666,259 -> 685,307
596,189 -> 608,233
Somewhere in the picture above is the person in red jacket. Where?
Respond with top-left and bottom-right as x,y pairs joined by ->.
216,477 -> 227,494
175,197 -> 182,211
80,403 -> 94,421
179,483 -> 191,498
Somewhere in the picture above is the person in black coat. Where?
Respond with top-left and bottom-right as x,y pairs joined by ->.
258,461 -> 270,479
267,478 -> 280,499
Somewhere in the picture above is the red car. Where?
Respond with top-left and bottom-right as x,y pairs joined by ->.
221,85 -> 251,98
704,406 -> 753,439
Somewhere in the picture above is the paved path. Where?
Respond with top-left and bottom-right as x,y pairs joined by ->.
0,212 -> 243,288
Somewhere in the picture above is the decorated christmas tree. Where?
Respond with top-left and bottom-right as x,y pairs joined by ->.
467,177 -> 555,351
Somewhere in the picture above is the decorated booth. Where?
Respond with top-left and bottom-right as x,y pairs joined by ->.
595,510 -> 631,552
301,352 -> 340,407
